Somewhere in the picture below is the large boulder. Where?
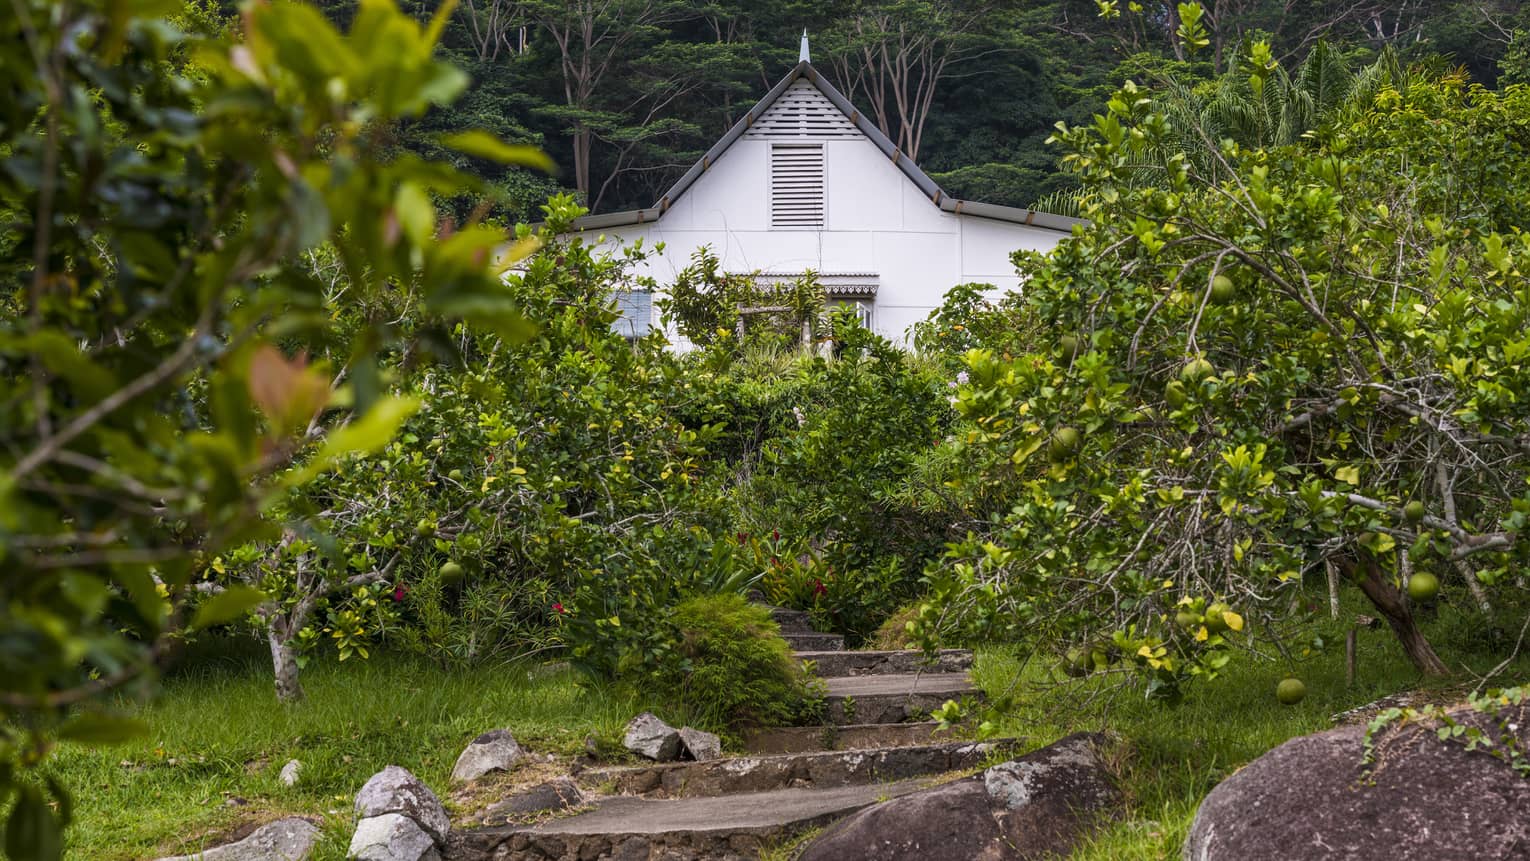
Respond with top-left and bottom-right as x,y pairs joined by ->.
622,712 -> 681,761
678,726 -> 722,762
348,813 -> 441,861
156,817 -> 320,861
1185,700 -> 1530,860
799,733 -> 1119,861
354,766 -> 450,844
450,729 -> 524,784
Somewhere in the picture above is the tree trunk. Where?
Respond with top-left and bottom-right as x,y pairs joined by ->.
269,627 -> 305,704
1337,555 -> 1449,676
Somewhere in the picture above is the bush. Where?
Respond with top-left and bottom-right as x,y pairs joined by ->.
641,593 -> 823,730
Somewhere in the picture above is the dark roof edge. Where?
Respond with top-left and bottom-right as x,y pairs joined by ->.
569,61 -> 1082,235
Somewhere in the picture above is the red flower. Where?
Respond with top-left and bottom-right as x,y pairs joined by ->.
552,602 -> 566,614
736,531 -> 748,545
772,529 -> 780,541
813,579 -> 827,597
392,585 -> 408,602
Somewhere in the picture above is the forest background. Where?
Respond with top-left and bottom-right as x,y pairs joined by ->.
302,0 -> 1530,216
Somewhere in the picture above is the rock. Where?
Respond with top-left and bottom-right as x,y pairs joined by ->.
156,817 -> 320,861
477,778 -> 585,825
1185,700 -> 1530,860
279,759 -> 303,787
622,712 -> 681,762
354,766 -> 450,845
678,727 -> 722,761
799,732 -> 1119,861
450,729 -> 524,784
348,813 -> 441,861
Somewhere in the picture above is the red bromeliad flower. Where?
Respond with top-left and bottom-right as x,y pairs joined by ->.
736,531 -> 748,545
812,579 -> 826,597
393,584 -> 408,602
552,602 -> 566,614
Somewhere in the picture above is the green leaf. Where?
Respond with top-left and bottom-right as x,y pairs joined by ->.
283,397 -> 421,487
191,585 -> 267,630
4,786 -> 63,861
58,713 -> 150,745
442,131 -> 556,174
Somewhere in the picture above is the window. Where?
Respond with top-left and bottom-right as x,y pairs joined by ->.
770,143 -> 825,228
611,289 -> 652,340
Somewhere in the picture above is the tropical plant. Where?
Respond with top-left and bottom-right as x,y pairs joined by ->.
915,60 -> 1530,702
0,0 -> 547,850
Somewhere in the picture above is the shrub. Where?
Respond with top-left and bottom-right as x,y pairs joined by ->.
870,603 -> 922,651
643,593 -> 823,730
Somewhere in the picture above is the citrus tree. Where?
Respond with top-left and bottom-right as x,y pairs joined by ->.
917,65 -> 1530,699
0,1 -> 547,853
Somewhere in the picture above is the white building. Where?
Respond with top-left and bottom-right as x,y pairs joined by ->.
576,37 -> 1080,344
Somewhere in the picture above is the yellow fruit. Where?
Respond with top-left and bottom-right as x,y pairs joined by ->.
1210,274 -> 1237,304
438,561 -> 465,585
1403,501 -> 1426,524
1164,380 -> 1188,408
1407,571 -> 1439,603
1180,358 -> 1215,382
1276,677 -> 1306,705
1048,427 -> 1083,463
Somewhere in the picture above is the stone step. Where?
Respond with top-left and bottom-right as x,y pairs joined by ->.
768,606 -> 816,634
743,721 -> 967,755
577,739 -> 1014,798
823,673 -> 981,725
796,648 -> 973,678
783,631 -> 844,651
449,778 -> 937,861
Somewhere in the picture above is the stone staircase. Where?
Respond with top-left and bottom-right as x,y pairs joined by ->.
451,605 -> 999,861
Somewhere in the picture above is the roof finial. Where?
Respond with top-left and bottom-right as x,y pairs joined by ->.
799,29 -> 811,64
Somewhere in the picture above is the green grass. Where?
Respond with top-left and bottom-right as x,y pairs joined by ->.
43,593 -> 1530,860
48,640 -> 650,860
970,593 -> 1530,860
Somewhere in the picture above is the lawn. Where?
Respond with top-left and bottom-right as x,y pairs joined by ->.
49,641 -> 652,860
973,592 -> 1530,860
46,593 -> 1530,860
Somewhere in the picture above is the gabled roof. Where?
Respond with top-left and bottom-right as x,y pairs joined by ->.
571,61 -> 1082,234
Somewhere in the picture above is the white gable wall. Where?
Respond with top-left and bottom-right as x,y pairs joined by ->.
579,83 -> 1065,345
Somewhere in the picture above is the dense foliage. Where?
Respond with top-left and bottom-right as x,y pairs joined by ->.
911,55 -> 1530,701
302,0 -> 1530,215
9,2 -> 1530,858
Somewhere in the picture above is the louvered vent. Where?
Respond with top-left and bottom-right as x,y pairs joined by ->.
746,79 -> 861,139
771,144 -> 825,228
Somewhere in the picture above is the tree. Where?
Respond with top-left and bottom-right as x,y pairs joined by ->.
0,0 -> 546,851
822,0 -> 992,160
517,0 -> 690,199
917,60 -> 1530,695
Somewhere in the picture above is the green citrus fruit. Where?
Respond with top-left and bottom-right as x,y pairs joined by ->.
448,469 -> 464,481
1175,609 -> 1200,629
1058,334 -> 1082,360
1210,274 -> 1237,304
1276,677 -> 1306,705
1180,358 -> 1215,382
1048,427 -> 1083,463
1403,501 -> 1426,524
1204,602 -> 1232,633
1164,380 -> 1188,408
1063,647 -> 1092,677
415,518 -> 435,538
438,561 -> 465,585
1407,571 -> 1440,603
